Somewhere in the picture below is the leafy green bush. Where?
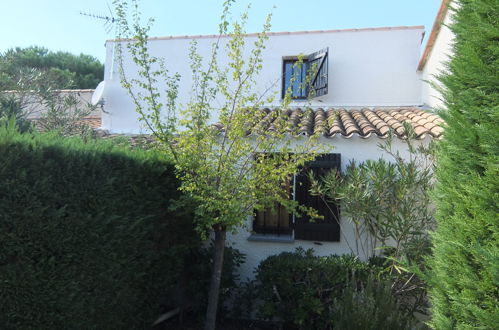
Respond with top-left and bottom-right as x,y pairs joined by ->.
0,95 -> 32,133
428,0 -> 499,328
331,277 -> 416,330
310,128 -> 435,265
0,125 -> 200,329
309,131 -> 435,318
253,248 -> 381,329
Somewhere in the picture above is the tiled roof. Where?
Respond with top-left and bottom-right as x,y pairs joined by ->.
80,116 -> 102,129
220,107 -> 443,140
30,116 -> 101,130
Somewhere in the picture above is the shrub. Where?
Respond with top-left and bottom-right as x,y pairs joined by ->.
331,277 -> 416,330
428,0 -> 499,328
253,248 -> 380,329
0,95 -> 32,133
310,131 -> 435,317
309,128 -> 435,265
0,125 -> 199,329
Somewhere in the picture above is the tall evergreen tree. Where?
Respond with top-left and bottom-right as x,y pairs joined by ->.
0,46 -> 103,90
429,0 -> 499,328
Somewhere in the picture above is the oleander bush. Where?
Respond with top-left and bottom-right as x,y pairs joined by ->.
0,96 -> 32,133
0,124 -> 201,329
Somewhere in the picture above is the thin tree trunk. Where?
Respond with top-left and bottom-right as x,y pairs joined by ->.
204,224 -> 226,330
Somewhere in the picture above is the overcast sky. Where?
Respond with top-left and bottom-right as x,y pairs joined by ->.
0,0 -> 442,63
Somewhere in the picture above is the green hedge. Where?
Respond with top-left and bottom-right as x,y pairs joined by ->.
429,0 -> 499,328
0,125 -> 199,329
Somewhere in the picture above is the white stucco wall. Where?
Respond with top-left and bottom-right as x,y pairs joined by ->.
2,89 -> 99,119
421,7 -> 455,109
226,135 -> 427,280
101,27 -> 424,133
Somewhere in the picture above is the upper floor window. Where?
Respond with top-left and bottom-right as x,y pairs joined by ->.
282,48 -> 329,99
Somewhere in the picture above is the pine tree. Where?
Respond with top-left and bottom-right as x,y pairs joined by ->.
429,0 -> 499,328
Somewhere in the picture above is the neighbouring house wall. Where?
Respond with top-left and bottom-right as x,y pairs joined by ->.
227,135 -> 427,280
102,27 -> 424,134
421,2 -> 455,109
2,89 -> 100,119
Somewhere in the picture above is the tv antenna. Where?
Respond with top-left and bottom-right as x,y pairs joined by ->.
80,3 -> 116,34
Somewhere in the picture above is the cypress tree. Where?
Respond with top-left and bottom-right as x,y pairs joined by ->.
429,0 -> 499,328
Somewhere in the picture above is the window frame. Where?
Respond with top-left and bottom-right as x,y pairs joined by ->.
281,58 -> 309,100
281,48 -> 329,100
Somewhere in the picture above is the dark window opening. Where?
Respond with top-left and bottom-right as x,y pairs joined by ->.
254,177 -> 292,236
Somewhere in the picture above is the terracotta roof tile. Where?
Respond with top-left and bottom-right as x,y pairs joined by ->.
430,126 -> 444,136
30,116 -> 101,130
81,117 -> 102,129
218,107 -> 444,140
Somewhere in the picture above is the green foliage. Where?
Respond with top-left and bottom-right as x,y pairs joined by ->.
114,0 -> 321,238
311,130 -> 435,262
34,91 -> 97,136
309,131 -> 435,316
0,95 -> 32,132
113,1 -> 322,327
0,46 -> 99,136
252,248 -> 381,329
330,276 -> 416,330
0,125 -> 200,329
428,0 -> 499,328
0,46 -> 103,90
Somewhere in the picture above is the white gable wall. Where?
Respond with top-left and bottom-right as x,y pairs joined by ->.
421,6 -> 455,109
102,27 -> 424,133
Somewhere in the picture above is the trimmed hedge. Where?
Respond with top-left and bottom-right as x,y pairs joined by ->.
0,125 -> 199,329
429,0 -> 499,328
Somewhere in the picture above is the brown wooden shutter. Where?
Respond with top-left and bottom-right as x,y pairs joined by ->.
307,48 -> 329,97
294,153 -> 340,242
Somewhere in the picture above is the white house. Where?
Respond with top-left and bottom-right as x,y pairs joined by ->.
95,5 -> 450,279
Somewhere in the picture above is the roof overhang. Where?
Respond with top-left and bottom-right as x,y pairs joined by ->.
417,0 -> 452,71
